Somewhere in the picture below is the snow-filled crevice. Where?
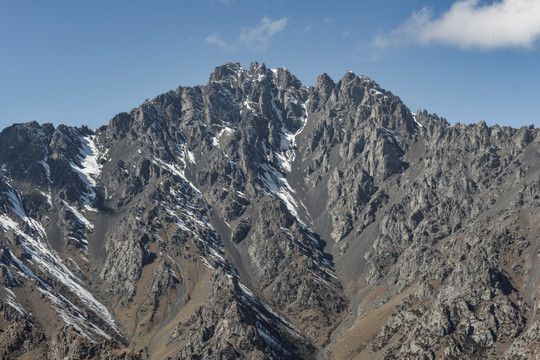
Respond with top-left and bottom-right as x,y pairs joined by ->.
38,149 -> 53,208
259,163 -> 301,219
411,111 -> 423,128
270,91 -> 309,174
69,135 -> 103,211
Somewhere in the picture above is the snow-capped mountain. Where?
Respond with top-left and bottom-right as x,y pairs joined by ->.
0,62 -> 538,359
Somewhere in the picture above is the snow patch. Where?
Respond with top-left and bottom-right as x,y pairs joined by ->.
275,153 -> 291,172
242,99 -> 257,115
212,126 -> 235,148
39,191 -> 53,207
185,149 -> 196,164
0,214 -> 19,232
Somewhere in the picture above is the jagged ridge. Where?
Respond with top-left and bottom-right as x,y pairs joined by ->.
0,62 -> 538,359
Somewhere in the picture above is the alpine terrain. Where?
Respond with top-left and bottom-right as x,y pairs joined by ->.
0,62 -> 538,359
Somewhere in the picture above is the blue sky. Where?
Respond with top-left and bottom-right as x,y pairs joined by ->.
1,0 -> 539,131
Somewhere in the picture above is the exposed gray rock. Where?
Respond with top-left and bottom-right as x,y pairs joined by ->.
0,63 -> 538,359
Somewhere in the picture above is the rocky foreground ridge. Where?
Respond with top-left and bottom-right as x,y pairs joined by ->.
0,62 -> 538,359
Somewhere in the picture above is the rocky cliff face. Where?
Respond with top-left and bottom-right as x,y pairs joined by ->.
0,62 -> 538,359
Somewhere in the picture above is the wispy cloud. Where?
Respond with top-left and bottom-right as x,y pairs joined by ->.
239,16 -> 288,51
372,0 -> 540,52
213,0 -> 236,5
204,16 -> 288,52
204,33 -> 235,51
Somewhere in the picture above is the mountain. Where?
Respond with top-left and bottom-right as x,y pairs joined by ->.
0,62 -> 538,359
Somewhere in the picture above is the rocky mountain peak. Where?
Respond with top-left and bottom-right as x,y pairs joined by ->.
315,73 -> 335,99
208,61 -> 244,83
0,63 -> 538,359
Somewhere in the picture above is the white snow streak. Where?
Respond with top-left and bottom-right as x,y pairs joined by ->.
259,163 -> 300,219
62,200 -> 94,230
5,288 -> 26,315
152,157 -> 203,197
0,185 -> 119,338
411,112 -> 423,128
70,135 -> 102,211
38,159 -> 51,183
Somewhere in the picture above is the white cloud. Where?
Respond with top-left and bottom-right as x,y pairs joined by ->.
239,16 -> 288,51
204,16 -> 288,52
204,33 -> 235,51
373,0 -> 540,51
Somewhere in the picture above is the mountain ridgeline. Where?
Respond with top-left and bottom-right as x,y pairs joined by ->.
0,62 -> 538,359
